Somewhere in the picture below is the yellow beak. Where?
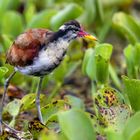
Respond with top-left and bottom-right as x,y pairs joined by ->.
84,34 -> 97,41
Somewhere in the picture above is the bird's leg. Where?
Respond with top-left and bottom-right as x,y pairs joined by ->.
36,77 -> 44,124
0,70 -> 16,135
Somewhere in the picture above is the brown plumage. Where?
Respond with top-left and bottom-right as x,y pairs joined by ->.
6,29 -> 52,66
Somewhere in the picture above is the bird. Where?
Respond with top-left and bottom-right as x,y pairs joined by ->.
0,20 -> 97,134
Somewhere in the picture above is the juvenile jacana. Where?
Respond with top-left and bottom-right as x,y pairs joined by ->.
0,20 -> 97,134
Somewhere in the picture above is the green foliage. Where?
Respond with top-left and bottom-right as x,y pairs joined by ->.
123,111 -> 140,140
4,99 -> 22,127
58,109 -> 96,140
112,12 -> 140,44
0,67 -> 8,81
1,11 -> 23,37
124,43 -> 140,78
122,76 -> 140,111
51,3 -> 83,30
27,9 -> 57,29
82,43 -> 112,84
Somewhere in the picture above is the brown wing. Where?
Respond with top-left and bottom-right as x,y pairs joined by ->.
6,29 -> 53,67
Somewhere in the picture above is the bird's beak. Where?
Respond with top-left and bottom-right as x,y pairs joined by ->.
78,30 -> 97,41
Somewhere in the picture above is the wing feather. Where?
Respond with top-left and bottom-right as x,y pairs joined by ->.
6,29 -> 53,66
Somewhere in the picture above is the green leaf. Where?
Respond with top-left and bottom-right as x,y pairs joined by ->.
122,76 -> 140,111
4,99 -> 21,117
24,3 -> 36,24
82,44 -> 112,82
95,0 -> 104,22
21,93 -> 45,111
82,48 -> 95,80
95,43 -> 113,84
0,0 -> 20,11
124,44 -> 140,78
41,100 -> 69,124
51,56 -> 79,82
58,109 -> 96,140
112,12 -> 140,44
95,43 -> 113,60
1,11 -> 23,37
109,64 -> 121,89
64,95 -> 85,109
51,3 -> 83,30
27,9 -> 57,28
124,45 -> 136,78
2,34 -> 12,51
98,105 -> 131,132
123,111 -> 140,140
103,0 -> 132,7
95,55 -> 109,83
0,67 -> 8,80
94,86 -> 125,108
39,131 -> 58,140
85,0 -> 96,24
80,0 -> 96,26
106,130 -> 124,140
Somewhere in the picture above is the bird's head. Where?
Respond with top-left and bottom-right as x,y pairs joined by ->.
58,20 -> 97,42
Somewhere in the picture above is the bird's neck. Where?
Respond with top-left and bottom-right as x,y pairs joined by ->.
50,30 -> 75,43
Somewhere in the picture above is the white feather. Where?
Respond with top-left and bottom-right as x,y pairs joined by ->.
16,39 -> 69,75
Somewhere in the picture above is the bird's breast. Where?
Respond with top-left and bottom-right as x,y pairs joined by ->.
16,39 -> 69,76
